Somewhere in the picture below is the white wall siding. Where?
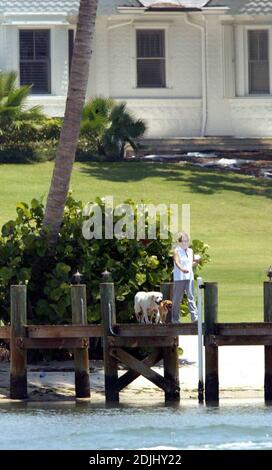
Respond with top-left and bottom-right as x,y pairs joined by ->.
0,26 -> 6,71
125,98 -> 202,138
94,17 -> 110,96
27,95 -> 67,116
205,16 -> 233,136
229,99 -> 272,137
51,27 -> 69,97
5,27 -> 19,74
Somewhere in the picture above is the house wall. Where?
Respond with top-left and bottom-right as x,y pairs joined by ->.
2,12 -> 272,137
92,16 -> 203,137
206,14 -> 272,137
91,13 -> 272,138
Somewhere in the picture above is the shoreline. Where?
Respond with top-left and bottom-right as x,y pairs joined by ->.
0,336 -> 266,404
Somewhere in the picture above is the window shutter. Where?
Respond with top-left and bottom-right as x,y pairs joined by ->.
68,29 -> 74,75
20,30 -> 51,94
222,24 -> 235,98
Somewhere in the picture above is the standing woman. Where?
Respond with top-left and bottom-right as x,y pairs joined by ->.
171,232 -> 199,323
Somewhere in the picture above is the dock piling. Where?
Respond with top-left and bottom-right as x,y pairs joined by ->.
71,284 -> 90,399
161,282 -> 180,402
264,282 -> 272,403
204,282 -> 219,405
100,279 -> 119,402
10,285 -> 28,400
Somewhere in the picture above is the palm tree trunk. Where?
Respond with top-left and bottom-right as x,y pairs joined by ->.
43,0 -> 98,244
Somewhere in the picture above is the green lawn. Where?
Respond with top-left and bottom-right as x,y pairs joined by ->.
1,161 -> 272,322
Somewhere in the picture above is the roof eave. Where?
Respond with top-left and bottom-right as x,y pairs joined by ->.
117,6 -> 202,14
146,7 -> 201,12
203,6 -> 229,11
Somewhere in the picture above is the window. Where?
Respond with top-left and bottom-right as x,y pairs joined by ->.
20,30 -> 51,94
248,30 -> 269,94
68,29 -> 75,75
136,29 -> 166,88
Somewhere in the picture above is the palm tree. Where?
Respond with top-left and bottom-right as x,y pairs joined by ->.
80,96 -> 114,156
0,71 -> 44,135
81,98 -> 147,160
43,0 -> 99,244
104,102 -> 146,160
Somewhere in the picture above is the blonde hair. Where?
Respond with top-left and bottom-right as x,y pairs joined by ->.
177,231 -> 190,243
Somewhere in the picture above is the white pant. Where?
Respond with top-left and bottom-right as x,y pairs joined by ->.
171,279 -> 198,322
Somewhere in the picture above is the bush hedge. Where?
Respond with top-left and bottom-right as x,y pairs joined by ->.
0,195 -> 210,325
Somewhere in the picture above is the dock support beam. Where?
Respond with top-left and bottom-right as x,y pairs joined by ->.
71,285 -> 90,399
10,285 -> 28,399
163,339 -> 180,403
161,282 -> 180,402
264,282 -> 272,403
100,279 -> 119,403
204,282 -> 219,405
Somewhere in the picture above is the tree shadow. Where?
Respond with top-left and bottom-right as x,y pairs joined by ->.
79,162 -> 272,200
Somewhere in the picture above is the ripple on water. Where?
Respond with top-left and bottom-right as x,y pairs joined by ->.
0,400 -> 272,450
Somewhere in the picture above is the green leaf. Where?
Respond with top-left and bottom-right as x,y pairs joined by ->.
0,267 -> 14,281
135,272 -> 146,285
18,268 -> 31,282
1,220 -> 16,237
55,263 -> 71,277
31,198 -> 40,209
146,255 -> 159,269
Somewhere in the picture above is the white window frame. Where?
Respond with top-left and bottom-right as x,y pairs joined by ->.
17,25 -> 53,96
130,22 -> 172,90
237,24 -> 272,97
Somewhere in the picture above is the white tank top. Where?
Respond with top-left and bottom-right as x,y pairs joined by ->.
173,246 -> 194,281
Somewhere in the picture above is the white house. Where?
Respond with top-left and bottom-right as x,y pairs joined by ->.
1,0 -> 272,138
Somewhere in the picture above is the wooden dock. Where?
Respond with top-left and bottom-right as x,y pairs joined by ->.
1,280 -> 272,404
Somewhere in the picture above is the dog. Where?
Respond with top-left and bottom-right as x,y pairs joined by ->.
158,300 -> 173,323
134,291 -> 163,324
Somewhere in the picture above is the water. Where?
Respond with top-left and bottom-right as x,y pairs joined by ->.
1,400 -> 272,450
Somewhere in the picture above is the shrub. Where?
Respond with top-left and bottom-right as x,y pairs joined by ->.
80,97 -> 147,160
0,196 -> 210,325
0,118 -> 62,147
0,141 -> 57,163
0,116 -> 62,163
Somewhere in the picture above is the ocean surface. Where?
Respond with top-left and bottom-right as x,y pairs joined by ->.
1,400 -> 272,450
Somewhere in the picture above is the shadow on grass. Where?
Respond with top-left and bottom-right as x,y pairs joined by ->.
79,162 -> 272,199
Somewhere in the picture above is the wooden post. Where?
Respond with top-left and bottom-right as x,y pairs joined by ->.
160,282 -> 173,323
71,284 -> 90,399
204,282 -> 219,405
264,282 -> 272,403
10,285 -> 27,399
163,339 -> 180,403
100,276 -> 119,402
161,282 -> 180,402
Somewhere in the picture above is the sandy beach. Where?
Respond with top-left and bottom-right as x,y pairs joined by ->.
0,336 -> 265,403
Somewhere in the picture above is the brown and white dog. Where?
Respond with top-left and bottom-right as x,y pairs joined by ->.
134,291 -> 163,324
158,300 -> 173,323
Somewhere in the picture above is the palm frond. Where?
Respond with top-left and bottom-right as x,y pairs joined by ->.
0,71 -> 17,101
6,85 -> 32,108
0,72 -> 45,130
